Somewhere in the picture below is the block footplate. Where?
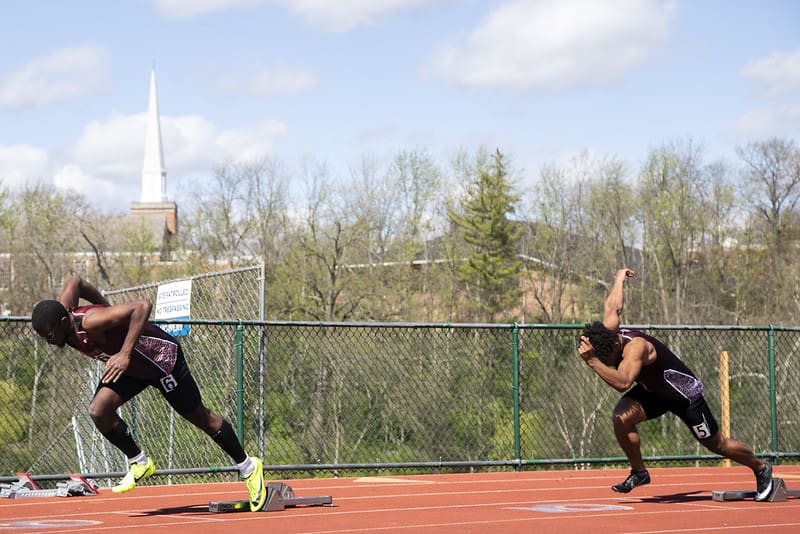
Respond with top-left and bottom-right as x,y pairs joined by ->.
1,473 -> 99,499
712,478 -> 800,502
209,482 -> 333,513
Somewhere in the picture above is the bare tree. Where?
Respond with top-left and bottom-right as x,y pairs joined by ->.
636,139 -> 710,323
9,185 -> 87,309
183,161 -> 255,267
281,159 -> 374,321
0,181 -> 16,314
389,148 -> 442,249
521,153 -> 634,323
735,137 -> 800,322
242,158 -> 290,266
388,149 -> 445,321
736,138 -> 800,254
522,161 -> 584,323
693,161 -> 750,323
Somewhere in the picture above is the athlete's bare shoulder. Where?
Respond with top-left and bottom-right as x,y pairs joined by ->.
622,337 -> 656,365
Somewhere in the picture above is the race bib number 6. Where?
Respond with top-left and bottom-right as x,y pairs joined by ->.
160,374 -> 178,392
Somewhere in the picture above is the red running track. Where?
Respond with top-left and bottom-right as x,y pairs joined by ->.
2,466 -> 800,533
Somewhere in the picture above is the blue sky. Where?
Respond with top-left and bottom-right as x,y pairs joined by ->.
1,0 -> 798,213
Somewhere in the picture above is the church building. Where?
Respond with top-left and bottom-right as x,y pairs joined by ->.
129,68 -> 178,260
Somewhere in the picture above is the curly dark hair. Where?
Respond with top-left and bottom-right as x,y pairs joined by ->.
582,320 -> 618,365
31,299 -> 68,333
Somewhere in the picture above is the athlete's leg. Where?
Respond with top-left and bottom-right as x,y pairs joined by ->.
701,431 -> 765,471
681,396 -> 772,500
159,361 -> 249,464
162,366 -> 267,511
88,384 -> 142,458
90,382 -> 155,493
699,428 -> 772,501
181,403 -> 248,464
679,397 -> 765,472
612,396 -> 648,471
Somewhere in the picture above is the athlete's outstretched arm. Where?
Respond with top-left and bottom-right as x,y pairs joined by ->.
58,275 -> 111,308
603,268 -> 634,330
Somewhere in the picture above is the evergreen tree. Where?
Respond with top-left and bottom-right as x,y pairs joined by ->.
448,149 -> 523,321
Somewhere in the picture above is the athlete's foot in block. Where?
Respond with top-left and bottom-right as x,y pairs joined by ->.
755,462 -> 773,502
244,457 -> 266,511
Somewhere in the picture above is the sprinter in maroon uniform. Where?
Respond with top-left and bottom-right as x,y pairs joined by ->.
32,275 -> 267,511
578,269 -> 773,501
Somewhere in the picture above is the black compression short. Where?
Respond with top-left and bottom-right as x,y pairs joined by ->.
623,384 -> 720,441
94,347 -> 202,415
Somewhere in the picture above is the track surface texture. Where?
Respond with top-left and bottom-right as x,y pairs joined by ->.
2,466 -> 799,533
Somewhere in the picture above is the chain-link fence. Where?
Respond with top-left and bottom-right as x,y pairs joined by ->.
104,264 -> 265,321
2,316 -> 799,485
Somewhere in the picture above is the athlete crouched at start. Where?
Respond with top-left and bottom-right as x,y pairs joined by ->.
577,269 -> 773,501
32,275 -> 267,512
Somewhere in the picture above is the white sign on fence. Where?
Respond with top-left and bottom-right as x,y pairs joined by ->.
155,280 -> 192,336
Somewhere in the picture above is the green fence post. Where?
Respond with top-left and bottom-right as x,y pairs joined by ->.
768,326 -> 777,458
512,324 -> 521,471
236,323 -> 245,441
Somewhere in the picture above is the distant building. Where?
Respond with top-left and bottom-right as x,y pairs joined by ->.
129,68 -> 178,259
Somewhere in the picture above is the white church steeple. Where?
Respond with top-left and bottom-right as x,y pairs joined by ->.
131,67 -> 178,251
141,68 -> 167,202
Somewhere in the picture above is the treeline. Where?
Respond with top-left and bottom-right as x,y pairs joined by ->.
1,136 -> 799,326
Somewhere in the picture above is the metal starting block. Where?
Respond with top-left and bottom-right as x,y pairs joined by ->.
1,473 -> 38,498
712,478 -> 800,502
209,482 -> 333,513
1,473 -> 99,499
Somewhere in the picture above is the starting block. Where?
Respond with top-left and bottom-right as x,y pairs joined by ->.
712,478 -> 800,502
209,482 -> 333,513
1,473 -> 99,499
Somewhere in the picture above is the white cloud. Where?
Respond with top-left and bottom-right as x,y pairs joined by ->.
66,111 -> 286,175
741,48 -> 800,96
426,0 -> 675,91
161,115 -> 218,170
732,105 -> 800,140
53,164 -> 123,206
0,145 -> 50,189
160,115 -> 286,167
152,0 -> 445,32
0,45 -> 110,109
216,120 -> 287,161
68,112 -> 147,179
50,111 -> 287,211
279,0 -> 443,33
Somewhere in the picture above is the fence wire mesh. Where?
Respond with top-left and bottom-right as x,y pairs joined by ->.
2,318 -> 798,485
103,265 -> 264,321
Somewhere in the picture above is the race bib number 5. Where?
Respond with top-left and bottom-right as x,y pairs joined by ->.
692,421 -> 711,439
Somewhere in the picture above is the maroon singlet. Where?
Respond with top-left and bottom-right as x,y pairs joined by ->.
68,304 -> 179,380
620,329 -> 704,402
